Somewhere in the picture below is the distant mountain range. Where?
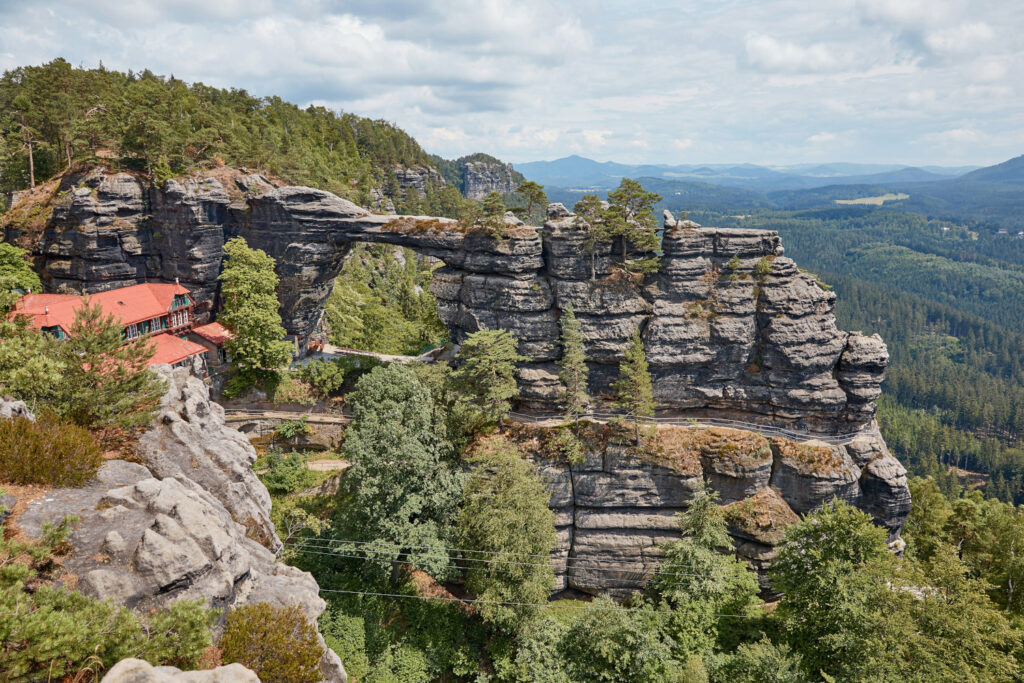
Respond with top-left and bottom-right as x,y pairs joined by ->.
516,155 -> 975,192
521,154 -> 1024,229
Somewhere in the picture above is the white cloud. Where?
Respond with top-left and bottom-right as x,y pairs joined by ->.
924,127 -> 984,143
924,22 -> 995,56
582,130 -> 612,147
807,132 -> 837,143
744,33 -> 839,73
0,0 -> 1020,165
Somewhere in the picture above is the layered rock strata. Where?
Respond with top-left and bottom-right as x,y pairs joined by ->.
458,158 -> 519,200
11,368 -> 347,682
17,171 -> 886,432
510,421 -> 911,597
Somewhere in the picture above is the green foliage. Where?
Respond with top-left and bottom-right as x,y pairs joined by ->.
293,358 -> 346,398
0,410 -> 102,486
0,516 -> 214,680
259,450 -> 317,495
612,326 -> 655,445
220,602 -> 323,683
560,598 -> 680,682
515,181 -> 547,224
457,438 -> 557,632
646,487 -> 760,659
338,365 -> 463,581
218,237 -> 293,388
0,242 -> 41,310
481,191 -> 506,229
0,59 -> 437,198
326,244 -> 447,355
276,418 -> 312,442
716,637 -> 805,683
604,178 -> 662,272
319,607 -> 371,681
557,303 -> 589,429
453,329 -> 527,427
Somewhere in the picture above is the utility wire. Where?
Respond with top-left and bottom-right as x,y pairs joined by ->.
284,542 -> 729,580
315,587 -> 759,618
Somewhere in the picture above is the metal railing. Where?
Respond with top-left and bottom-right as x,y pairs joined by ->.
506,410 -> 866,445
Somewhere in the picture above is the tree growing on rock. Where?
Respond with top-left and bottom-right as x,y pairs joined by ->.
456,437 -> 556,632
558,303 -> 590,443
605,178 -> 662,274
481,191 -> 506,230
454,329 -> 526,428
613,326 -> 655,445
218,237 -> 293,391
515,180 -> 547,224
574,193 -> 608,280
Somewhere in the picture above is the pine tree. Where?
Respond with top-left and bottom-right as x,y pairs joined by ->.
613,326 -> 655,445
59,301 -> 167,430
606,178 -> 662,274
515,180 -> 547,224
481,191 -> 506,230
573,194 -> 607,280
454,329 -> 526,427
558,303 -> 589,430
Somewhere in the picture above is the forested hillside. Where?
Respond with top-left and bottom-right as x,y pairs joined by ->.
0,59 -> 484,216
690,207 -> 1024,502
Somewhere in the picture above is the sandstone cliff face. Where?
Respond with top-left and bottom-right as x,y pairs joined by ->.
510,421 -> 910,597
392,165 -> 445,198
8,371 -> 347,682
19,171 -> 886,433
458,159 -> 518,200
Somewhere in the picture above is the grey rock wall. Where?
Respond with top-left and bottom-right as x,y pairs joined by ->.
24,171 -> 886,433
12,368 -> 347,683
515,421 -> 910,597
459,159 -> 518,200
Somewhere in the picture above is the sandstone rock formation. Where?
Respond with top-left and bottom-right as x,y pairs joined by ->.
458,158 -> 519,200
15,170 -> 886,433
12,368 -> 347,683
101,658 -> 258,682
510,421 -> 910,597
392,165 -> 445,198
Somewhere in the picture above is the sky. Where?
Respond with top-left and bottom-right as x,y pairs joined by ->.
1,0 -> 1021,167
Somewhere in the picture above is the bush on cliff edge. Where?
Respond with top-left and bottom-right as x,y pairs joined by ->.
0,411 -> 103,486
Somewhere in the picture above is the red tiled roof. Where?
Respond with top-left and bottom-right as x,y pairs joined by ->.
191,321 -> 233,345
149,334 -> 207,367
11,282 -> 192,333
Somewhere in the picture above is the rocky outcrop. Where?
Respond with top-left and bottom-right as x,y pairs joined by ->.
511,420 -> 910,597
102,659 -> 258,682
392,165 -> 445,198
459,158 -> 519,200
20,171 -> 886,433
12,367 -> 347,683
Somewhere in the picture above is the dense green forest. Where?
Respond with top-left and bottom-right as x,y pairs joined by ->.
0,59 -> 470,213
686,207 -> 1024,503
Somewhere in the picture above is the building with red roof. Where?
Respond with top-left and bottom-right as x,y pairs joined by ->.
9,282 -> 219,374
187,322 -> 234,374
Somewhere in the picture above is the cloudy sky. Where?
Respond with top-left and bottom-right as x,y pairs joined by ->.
1,0 -> 1021,166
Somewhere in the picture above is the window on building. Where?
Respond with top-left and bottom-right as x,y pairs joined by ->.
125,323 -> 139,339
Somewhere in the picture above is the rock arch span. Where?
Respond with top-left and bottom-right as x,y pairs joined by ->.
25,170 -> 887,433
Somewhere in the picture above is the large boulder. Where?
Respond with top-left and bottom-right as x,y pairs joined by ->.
101,658 -> 258,682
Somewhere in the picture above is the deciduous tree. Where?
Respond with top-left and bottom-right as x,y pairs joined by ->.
218,237 -> 293,389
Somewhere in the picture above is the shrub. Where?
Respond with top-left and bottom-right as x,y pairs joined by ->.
0,411 -> 103,486
294,359 -> 346,399
259,450 -> 317,495
220,603 -> 323,683
276,418 -> 312,443
319,608 -> 370,681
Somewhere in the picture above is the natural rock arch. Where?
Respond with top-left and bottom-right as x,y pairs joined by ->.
24,170 -> 888,433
